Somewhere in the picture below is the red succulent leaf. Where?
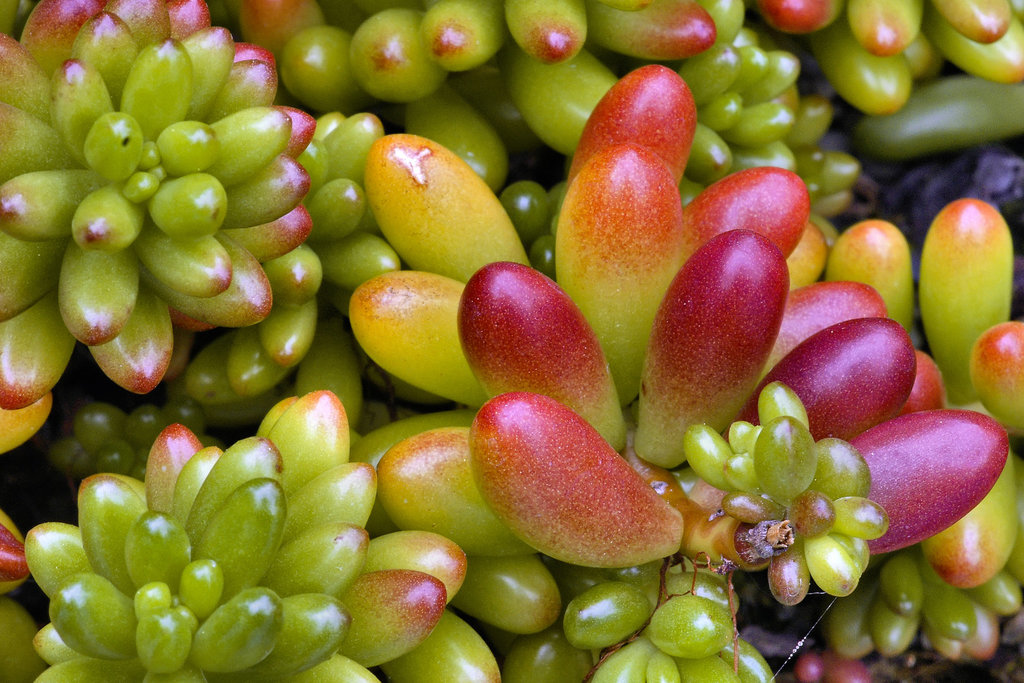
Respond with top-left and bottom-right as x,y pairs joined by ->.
469,391 -> 684,567
739,317 -> 916,440
854,409 -> 1008,554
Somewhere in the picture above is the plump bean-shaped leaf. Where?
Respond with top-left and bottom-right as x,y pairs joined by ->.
854,409 -> 1009,554
756,0 -> 842,32
646,593 -> 732,658
0,291 -> 75,410
280,25 -> 370,115
0,233 -> 61,326
263,522 -> 367,598
25,523 -> 89,599
459,261 -> 625,449
739,317 -> 916,441
921,198 -> 1013,405
848,0 -> 923,56
679,166 -> 809,264
258,390 -> 349,495
0,392 -> 51,456
556,142 -> 685,404
247,593 -> 350,677
124,511 -> 191,590
350,270 -> 488,406
147,234 -> 273,328
501,624 -> 593,682
0,33 -> 50,119
0,103 -> 72,186
193,478 -> 286,598
0,169 -> 102,242
588,636 -> 658,682
377,426 -> 532,556
283,462 -> 377,541
207,106 -> 292,187
121,39 -> 192,140
287,654 -> 382,682
135,605 -> 192,673
921,454 -> 1017,588
184,435 -> 281,540
469,392 -> 684,567
381,609 -> 501,683
971,321 -> 1024,431
504,0 -> 586,64
364,134 -> 527,282
636,229 -> 788,468
498,45 -> 616,155
449,553 -> 561,634
220,154 -> 310,231
825,219 -> 913,331
190,586 -> 283,672
569,64 -> 696,185
50,572 -> 137,660
808,19 -> 912,115
923,7 -> 1024,83
879,551 -> 923,616
59,242 -> 138,346
586,0 -> 717,60
20,0 -> 106,75
901,350 -> 946,415
178,25 -> 233,120
754,416 -> 817,504
348,8 -> 447,103
78,474 -> 147,594
804,533 -> 864,597
421,0 -> 505,72
169,445 -> 221,527
224,204 -> 312,264
562,580 -> 652,650
178,558 -> 223,620
364,530 -> 467,604
133,226 -> 232,299
51,59 -> 112,167
339,569 -> 448,668
224,326 -> 291,398
88,287 -> 172,395
767,280 -> 888,372
931,0 -> 1009,43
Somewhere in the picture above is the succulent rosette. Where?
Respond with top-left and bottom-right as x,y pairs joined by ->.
343,63 -> 1007,619
177,107 -> 394,420
0,0 -> 314,409
24,390 -> 460,680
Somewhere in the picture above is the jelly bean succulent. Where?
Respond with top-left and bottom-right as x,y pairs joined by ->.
754,0 -> 1024,115
4,1 -> 1024,680
0,0 -> 313,408
351,61 -> 1008,628
24,390 -> 406,680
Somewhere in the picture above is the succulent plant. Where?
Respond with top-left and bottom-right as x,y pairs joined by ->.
755,0 -> 1024,115
0,0 -> 313,408
24,390 -> 399,679
5,2 -> 1024,681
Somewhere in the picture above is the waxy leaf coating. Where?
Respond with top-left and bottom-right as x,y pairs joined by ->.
740,317 -> 916,441
679,166 -> 810,263
854,409 -> 1009,554
459,261 -> 625,450
568,63 -> 696,184
556,142 -> 685,404
636,229 -> 789,468
469,391 -> 683,567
